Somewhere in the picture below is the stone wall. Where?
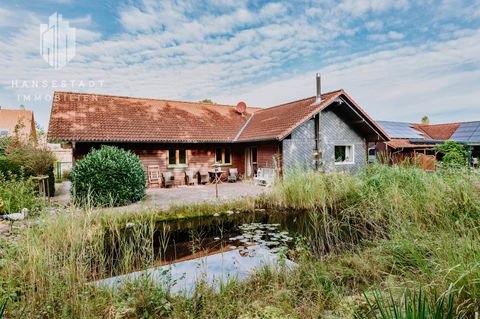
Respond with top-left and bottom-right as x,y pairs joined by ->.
320,109 -> 366,174
282,110 -> 367,174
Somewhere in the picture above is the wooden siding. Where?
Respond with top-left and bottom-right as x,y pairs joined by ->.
73,142 -> 280,187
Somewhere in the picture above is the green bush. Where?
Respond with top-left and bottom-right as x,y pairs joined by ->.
0,157 -> 25,177
71,146 -> 146,207
3,144 -> 55,196
435,141 -> 467,168
0,137 -> 13,156
0,173 -> 42,214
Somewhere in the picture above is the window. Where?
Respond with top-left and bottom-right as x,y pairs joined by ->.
215,148 -> 223,163
215,148 -> 232,165
335,145 -> 354,164
168,149 -> 188,166
179,149 -> 186,164
224,148 -> 231,164
168,149 -> 176,165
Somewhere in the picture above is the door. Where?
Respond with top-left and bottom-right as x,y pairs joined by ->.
245,147 -> 257,179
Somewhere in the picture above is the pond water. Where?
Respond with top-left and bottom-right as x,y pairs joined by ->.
95,210 -> 314,295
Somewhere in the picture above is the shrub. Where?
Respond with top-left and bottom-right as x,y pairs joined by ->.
4,144 -> 55,196
435,141 -> 467,168
71,146 -> 146,207
0,137 -> 13,156
0,157 -> 24,177
0,173 -> 42,214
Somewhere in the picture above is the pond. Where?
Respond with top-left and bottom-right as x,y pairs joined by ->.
95,210 -> 317,295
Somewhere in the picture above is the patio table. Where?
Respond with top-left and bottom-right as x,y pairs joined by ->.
208,170 -> 225,184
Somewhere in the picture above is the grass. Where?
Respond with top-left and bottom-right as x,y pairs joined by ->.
0,165 -> 480,318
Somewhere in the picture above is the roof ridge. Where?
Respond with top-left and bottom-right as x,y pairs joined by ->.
0,109 -> 33,113
53,91 -> 240,109
233,113 -> 254,142
377,120 -> 420,125
417,122 -> 469,127
255,89 -> 344,113
273,91 -> 342,140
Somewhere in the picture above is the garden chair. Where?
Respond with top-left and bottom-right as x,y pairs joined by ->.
254,168 -> 276,187
199,168 -> 209,184
147,165 -> 161,187
162,171 -> 175,188
185,169 -> 197,186
228,168 -> 238,183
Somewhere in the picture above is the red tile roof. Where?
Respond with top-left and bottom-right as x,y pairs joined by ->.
236,91 -> 341,141
386,139 -> 434,149
414,123 -> 460,140
47,90 -> 388,143
48,92 -> 255,143
384,123 -> 463,149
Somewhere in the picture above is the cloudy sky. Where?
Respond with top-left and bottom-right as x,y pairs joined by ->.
1,0 -> 479,130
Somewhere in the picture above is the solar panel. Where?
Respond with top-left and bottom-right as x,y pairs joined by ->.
450,122 -> 480,143
377,121 -> 424,139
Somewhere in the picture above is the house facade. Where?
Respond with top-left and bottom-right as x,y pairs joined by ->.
374,121 -> 480,167
0,109 -> 37,143
47,85 -> 388,186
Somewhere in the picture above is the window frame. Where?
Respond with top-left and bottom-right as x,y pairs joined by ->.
214,148 -> 232,165
167,149 -> 188,168
334,145 -> 355,165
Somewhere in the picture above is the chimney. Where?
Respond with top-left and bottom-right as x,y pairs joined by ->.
315,73 -> 322,104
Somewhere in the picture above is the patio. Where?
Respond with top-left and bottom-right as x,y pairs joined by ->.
54,181 -> 270,212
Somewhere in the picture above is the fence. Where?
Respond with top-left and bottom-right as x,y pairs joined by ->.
54,161 -> 72,182
415,154 -> 436,171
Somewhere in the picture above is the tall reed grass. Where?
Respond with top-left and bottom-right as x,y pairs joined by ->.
0,165 -> 479,318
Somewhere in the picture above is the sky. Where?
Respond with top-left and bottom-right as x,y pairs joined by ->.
0,0 -> 479,131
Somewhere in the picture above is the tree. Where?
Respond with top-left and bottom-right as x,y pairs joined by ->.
421,116 -> 430,125
435,141 -> 467,168
35,121 -> 46,143
199,99 -> 215,104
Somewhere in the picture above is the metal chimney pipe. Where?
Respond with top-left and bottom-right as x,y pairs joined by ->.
315,73 -> 322,104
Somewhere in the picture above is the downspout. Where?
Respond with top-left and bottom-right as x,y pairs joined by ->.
468,145 -> 472,175
314,113 -> 321,170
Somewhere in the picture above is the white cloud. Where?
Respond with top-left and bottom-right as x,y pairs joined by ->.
338,0 -> 409,17
214,30 -> 480,123
368,31 -> 405,42
365,20 -> 384,31
0,0 -> 479,128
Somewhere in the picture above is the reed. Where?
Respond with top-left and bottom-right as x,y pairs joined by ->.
0,165 -> 479,318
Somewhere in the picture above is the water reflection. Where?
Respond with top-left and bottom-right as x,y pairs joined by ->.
96,221 -> 295,295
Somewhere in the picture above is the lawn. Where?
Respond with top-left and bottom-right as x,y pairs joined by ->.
0,165 -> 479,318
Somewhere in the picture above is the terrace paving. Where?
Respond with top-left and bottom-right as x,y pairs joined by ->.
53,181 -> 270,212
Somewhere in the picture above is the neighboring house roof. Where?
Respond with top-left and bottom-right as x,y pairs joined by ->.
449,122 -> 480,144
414,123 -> 460,140
47,90 -> 388,144
378,120 -> 480,149
376,121 -> 426,139
0,109 -> 36,142
386,138 -> 434,149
